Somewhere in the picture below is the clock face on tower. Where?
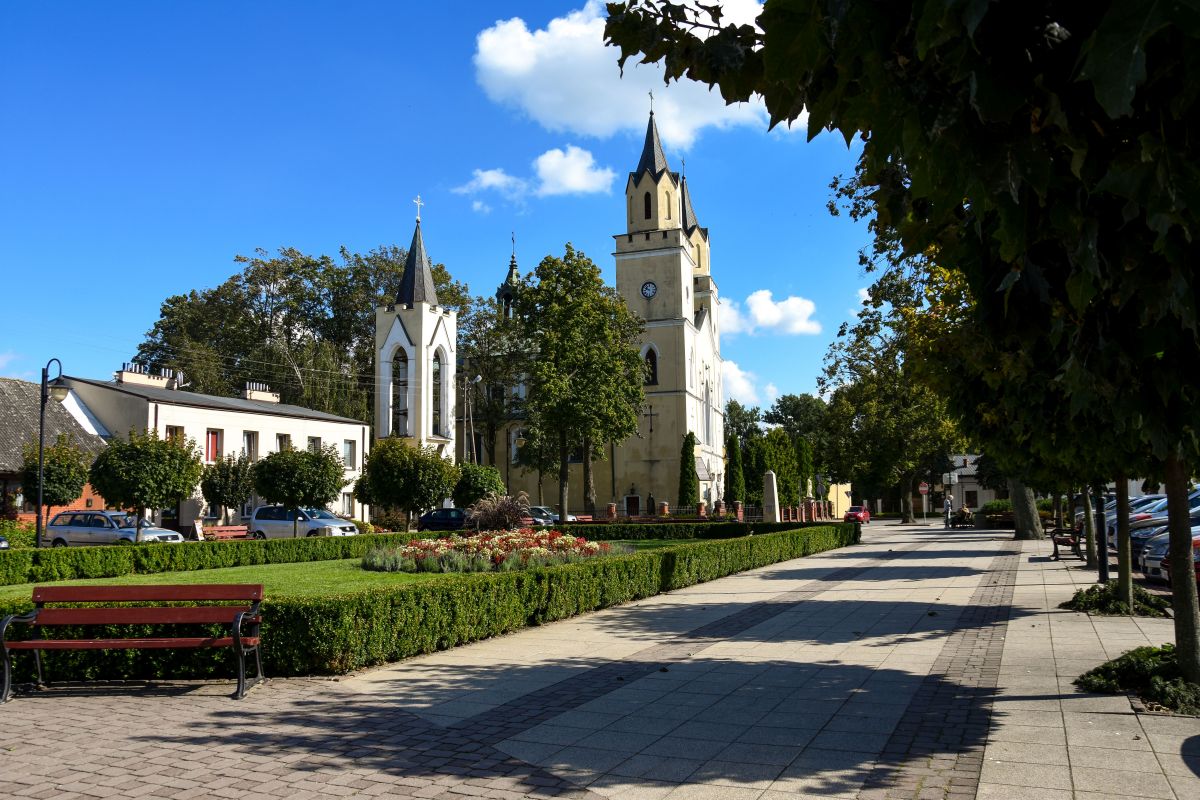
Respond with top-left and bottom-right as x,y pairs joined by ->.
641,281 -> 658,299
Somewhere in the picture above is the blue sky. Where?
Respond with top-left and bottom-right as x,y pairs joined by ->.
0,1 -> 868,411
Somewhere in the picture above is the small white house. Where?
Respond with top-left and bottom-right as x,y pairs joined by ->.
62,366 -> 370,531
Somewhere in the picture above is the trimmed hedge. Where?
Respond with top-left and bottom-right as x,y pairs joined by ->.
0,524 -> 857,682
0,532 -> 442,587
556,520 -> 840,541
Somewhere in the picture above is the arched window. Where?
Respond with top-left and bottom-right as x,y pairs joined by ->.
643,191 -> 652,219
665,193 -> 672,219
391,351 -> 409,437
644,349 -> 658,385
431,353 -> 443,437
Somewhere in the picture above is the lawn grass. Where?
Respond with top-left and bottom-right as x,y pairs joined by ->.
0,558 -> 434,603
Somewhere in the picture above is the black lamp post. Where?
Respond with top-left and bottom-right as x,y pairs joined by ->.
35,359 -> 70,548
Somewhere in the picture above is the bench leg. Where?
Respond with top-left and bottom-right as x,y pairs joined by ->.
33,649 -> 44,688
233,646 -> 264,700
1052,538 -> 1061,561
1,647 -> 11,703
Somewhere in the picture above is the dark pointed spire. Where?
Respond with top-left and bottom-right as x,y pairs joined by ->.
397,218 -> 439,306
680,173 -> 701,232
634,111 -> 670,178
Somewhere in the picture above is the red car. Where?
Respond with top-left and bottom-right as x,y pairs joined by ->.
844,505 -> 871,524
1161,540 -> 1200,589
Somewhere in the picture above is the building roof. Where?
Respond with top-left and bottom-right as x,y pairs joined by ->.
680,175 -> 702,233
396,219 -> 439,306
633,112 -> 672,180
64,376 -> 367,426
0,378 -> 106,474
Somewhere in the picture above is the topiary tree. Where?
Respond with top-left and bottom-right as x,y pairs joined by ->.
354,438 -> 458,530
200,453 -> 255,524
724,434 -> 745,505
252,445 -> 345,538
795,438 -> 814,499
89,429 -> 203,543
678,431 -> 699,507
22,433 -> 92,544
763,427 -> 800,507
453,463 -> 506,509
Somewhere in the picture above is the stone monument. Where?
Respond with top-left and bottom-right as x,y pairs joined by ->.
763,470 -> 781,523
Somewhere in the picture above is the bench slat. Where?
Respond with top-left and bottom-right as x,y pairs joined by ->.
33,607 -> 258,626
32,584 -> 264,603
6,636 -> 259,650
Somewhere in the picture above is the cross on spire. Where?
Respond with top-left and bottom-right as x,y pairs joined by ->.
649,90 -> 654,114
413,194 -> 424,223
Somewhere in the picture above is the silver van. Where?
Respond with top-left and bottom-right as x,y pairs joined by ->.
43,511 -> 185,547
248,506 -> 358,539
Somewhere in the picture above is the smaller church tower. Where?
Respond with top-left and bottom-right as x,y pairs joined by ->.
374,200 -> 457,458
496,243 -> 520,319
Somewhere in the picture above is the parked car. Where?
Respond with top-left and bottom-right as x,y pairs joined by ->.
43,511 -> 185,547
1138,529 -> 1195,582
528,505 -> 576,523
1160,538 -> 1200,589
248,506 -> 358,539
417,507 -> 467,532
0,535 -> 8,550
844,506 -> 871,524
523,507 -> 555,526
1108,491 -> 1200,549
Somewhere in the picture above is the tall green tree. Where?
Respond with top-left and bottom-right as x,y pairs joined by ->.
516,244 -> 645,519
21,434 -> 92,532
252,445 -> 346,538
200,453 -> 255,524
606,0 -> 1200,684
89,430 -> 203,543
763,428 -> 801,507
795,438 -> 814,500
354,438 -> 459,530
724,400 -> 762,448
724,434 -> 745,505
678,432 -> 699,507
765,394 -> 828,476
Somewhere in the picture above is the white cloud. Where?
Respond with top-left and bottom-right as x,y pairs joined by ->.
722,360 -> 760,405
723,290 -> 821,336
471,199 -> 492,214
453,168 -> 529,201
534,145 -> 615,196
765,382 -> 780,405
857,287 -> 870,304
473,1 -> 791,150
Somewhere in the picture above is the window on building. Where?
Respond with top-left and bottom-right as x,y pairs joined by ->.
665,192 -> 672,219
276,433 -> 292,452
242,431 -> 258,461
165,425 -> 184,443
343,440 -> 356,470
431,353 -> 444,436
645,349 -> 658,385
307,436 -> 321,453
391,350 -> 409,436
342,492 -> 354,516
205,429 -> 222,463
643,191 -> 652,219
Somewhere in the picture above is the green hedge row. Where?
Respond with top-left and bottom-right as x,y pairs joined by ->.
0,532 -> 442,587
0,525 -> 857,682
553,520 -> 840,540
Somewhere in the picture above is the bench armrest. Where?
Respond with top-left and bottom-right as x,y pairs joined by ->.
1,610 -> 39,648
231,601 -> 262,651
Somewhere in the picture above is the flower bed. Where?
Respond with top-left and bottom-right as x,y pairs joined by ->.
362,529 -> 624,573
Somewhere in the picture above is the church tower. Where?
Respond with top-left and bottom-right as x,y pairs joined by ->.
374,202 -> 457,458
613,112 -> 724,512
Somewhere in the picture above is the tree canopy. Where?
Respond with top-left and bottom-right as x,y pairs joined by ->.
452,463 -> 506,509
252,445 -> 346,537
89,430 -> 203,542
22,433 -> 92,519
200,453 -> 255,523
355,438 -> 459,525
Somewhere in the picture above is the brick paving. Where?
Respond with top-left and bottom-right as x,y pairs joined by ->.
1,524 -> 1193,799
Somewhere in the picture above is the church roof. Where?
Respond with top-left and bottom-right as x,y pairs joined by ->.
633,112 -> 672,180
397,219 -> 439,307
681,175 -> 701,232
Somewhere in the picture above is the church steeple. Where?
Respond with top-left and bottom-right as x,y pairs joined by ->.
680,173 -> 701,233
633,111 -> 671,179
496,237 -> 520,318
397,217 -> 439,307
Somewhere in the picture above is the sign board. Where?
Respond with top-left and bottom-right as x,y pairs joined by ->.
918,482 -> 929,495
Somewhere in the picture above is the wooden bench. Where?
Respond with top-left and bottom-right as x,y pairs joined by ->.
1,584 -> 264,702
1050,527 -> 1084,560
194,521 -> 250,541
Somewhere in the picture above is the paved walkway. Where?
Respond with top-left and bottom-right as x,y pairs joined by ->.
0,524 -> 1195,799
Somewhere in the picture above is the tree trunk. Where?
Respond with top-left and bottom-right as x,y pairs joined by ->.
1009,478 -> 1044,540
582,436 -> 596,516
1165,452 -> 1200,684
898,474 -> 914,523
1115,472 -> 1133,611
1082,491 -> 1097,568
558,430 -> 570,526
485,423 -> 497,466
1052,494 -> 1063,530
536,469 -> 544,505
293,508 -> 299,538
1094,481 -> 1110,583
136,506 -> 145,544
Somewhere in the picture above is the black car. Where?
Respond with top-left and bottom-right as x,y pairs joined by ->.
417,508 -> 467,532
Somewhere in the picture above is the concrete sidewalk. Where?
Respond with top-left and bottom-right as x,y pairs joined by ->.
0,524 -> 1194,799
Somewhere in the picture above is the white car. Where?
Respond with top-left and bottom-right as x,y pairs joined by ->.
248,506 -> 358,539
43,511 -> 184,547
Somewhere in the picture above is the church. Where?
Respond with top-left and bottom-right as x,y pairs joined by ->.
374,112 -> 725,515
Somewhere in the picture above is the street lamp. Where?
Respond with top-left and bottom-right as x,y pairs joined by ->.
36,359 -> 69,548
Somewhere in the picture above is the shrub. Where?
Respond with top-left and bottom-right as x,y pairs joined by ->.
453,464 -> 506,509
980,499 -> 1013,514
348,519 -> 374,535
1076,644 -> 1200,715
0,520 -> 36,549
1035,498 -> 1054,512
466,491 -> 530,531
368,507 -> 409,532
1059,581 -> 1172,618
0,524 -> 857,681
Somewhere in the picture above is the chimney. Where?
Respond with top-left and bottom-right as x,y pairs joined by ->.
116,362 -> 172,389
242,381 -> 280,403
